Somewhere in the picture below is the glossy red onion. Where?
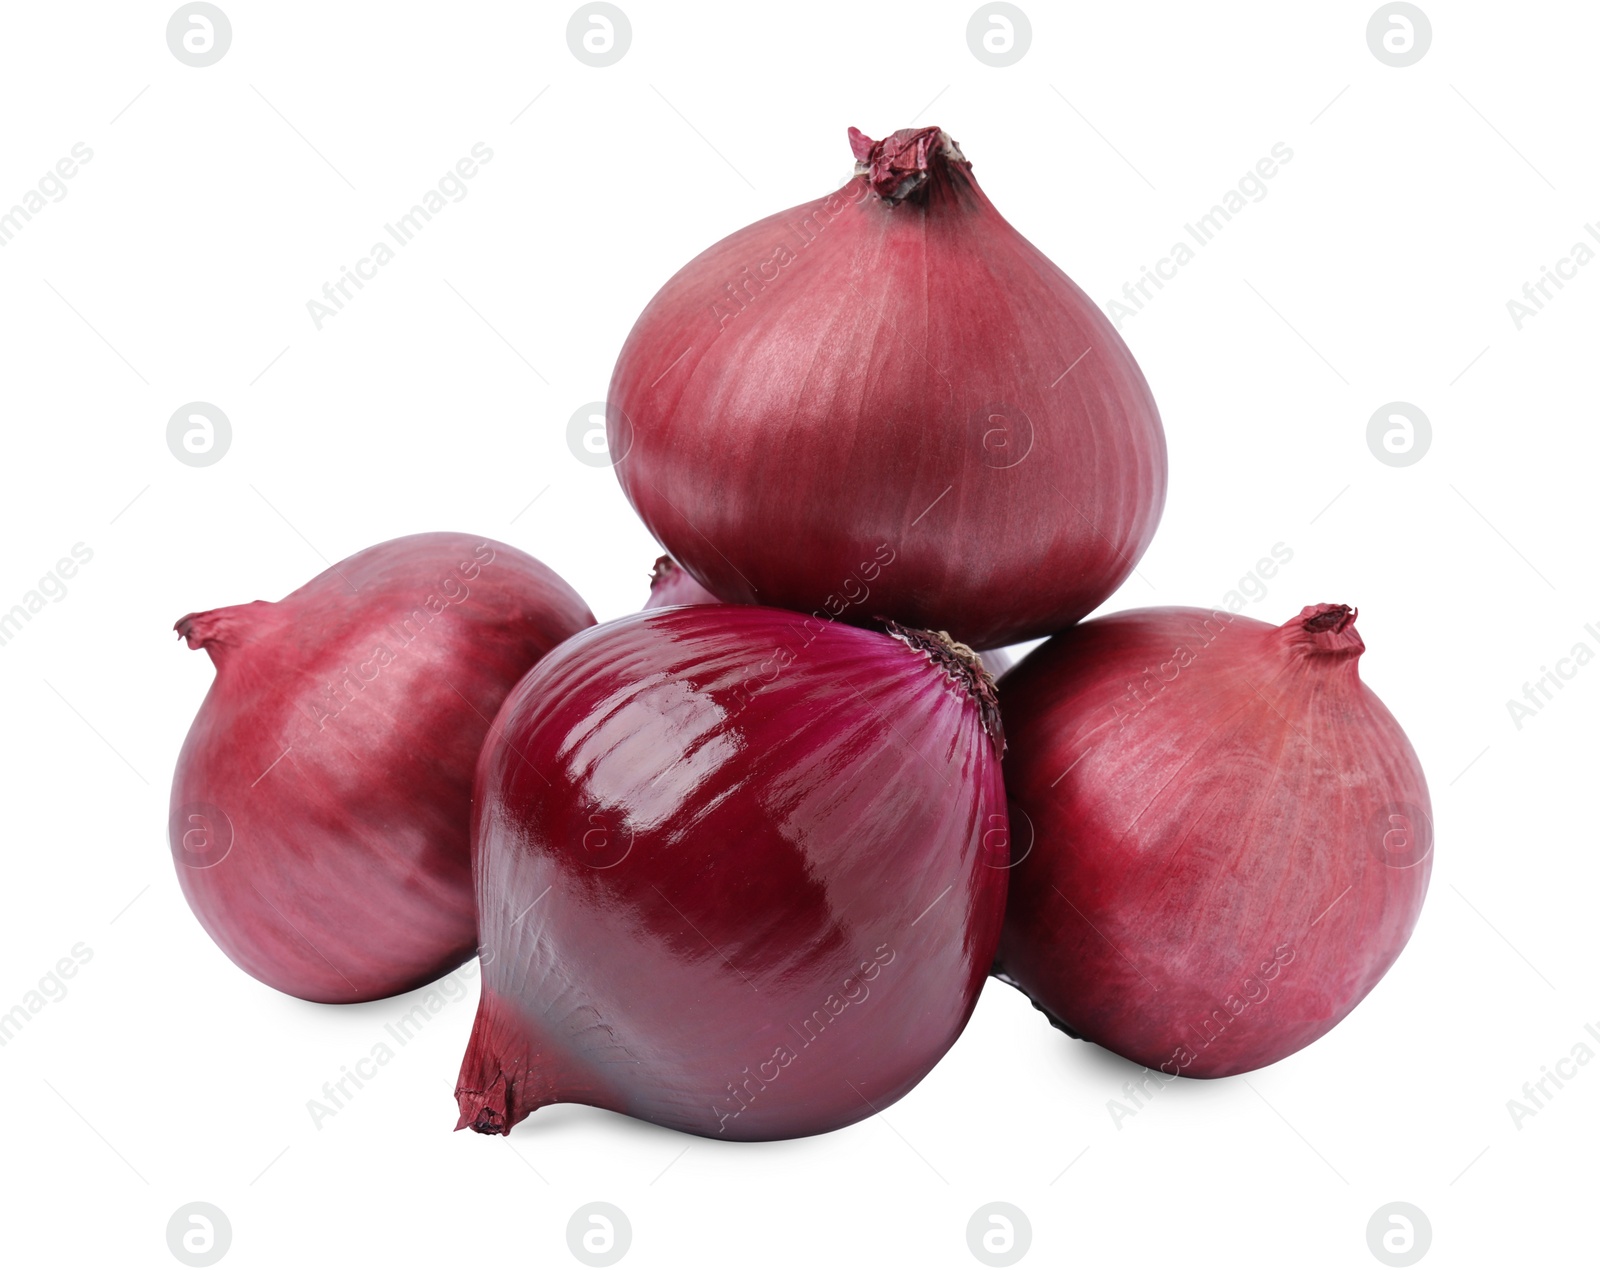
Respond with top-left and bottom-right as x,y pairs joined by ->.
641,554 -> 721,609
995,604 -> 1432,1077
607,126 -> 1166,649
455,606 -> 1008,1140
169,533 -> 594,1003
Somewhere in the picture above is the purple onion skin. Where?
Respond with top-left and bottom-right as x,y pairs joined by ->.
608,126 -> 1166,650
644,552 -> 1015,681
169,533 -> 594,1004
996,604 -> 1432,1077
641,554 -> 721,609
456,606 -> 1008,1141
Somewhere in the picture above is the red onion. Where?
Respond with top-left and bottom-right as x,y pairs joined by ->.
995,604 -> 1431,1077
169,533 -> 594,1003
608,126 -> 1167,649
454,606 -> 1008,1140
641,554 -> 720,609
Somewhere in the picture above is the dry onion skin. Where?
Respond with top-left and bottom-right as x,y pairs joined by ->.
169,533 -> 594,1003
608,126 -> 1166,650
456,606 -> 1009,1140
995,604 -> 1432,1077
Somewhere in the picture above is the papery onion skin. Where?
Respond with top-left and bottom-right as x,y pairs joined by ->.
642,554 -> 721,609
169,533 -> 594,1004
608,126 -> 1166,650
455,606 -> 1008,1141
979,647 -> 1013,679
995,604 -> 1432,1077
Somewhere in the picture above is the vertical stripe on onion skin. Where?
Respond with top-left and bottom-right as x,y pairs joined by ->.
168,533 -> 594,1004
607,126 -> 1166,650
994,604 -> 1432,1078
455,607 -> 1008,1142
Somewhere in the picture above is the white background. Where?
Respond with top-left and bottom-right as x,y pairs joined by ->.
1,1 -> 1594,1266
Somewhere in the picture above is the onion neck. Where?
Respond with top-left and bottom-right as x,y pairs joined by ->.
1275,603 -> 1365,663
648,554 -> 679,594
848,125 -> 969,205
174,601 -> 275,670
882,620 -> 1006,757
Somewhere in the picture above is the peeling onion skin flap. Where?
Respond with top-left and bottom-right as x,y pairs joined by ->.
641,554 -> 721,609
607,126 -> 1167,650
456,606 -> 1008,1141
168,532 -> 595,1004
995,604 -> 1432,1078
